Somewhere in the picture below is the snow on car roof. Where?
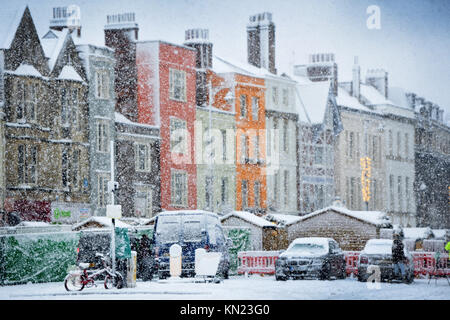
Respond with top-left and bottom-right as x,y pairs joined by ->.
291,237 -> 332,246
362,239 -> 395,255
158,210 -> 218,217
366,239 -> 393,245
402,227 -> 433,240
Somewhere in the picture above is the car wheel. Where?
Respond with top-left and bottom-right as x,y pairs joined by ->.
275,274 -> 287,281
406,272 -> 414,284
222,267 -> 229,280
319,262 -> 331,280
338,266 -> 346,279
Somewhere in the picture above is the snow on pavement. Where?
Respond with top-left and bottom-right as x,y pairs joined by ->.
1,275 -> 449,300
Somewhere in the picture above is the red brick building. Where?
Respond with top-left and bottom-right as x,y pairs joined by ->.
105,15 -> 197,211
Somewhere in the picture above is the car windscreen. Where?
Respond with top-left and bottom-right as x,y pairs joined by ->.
288,243 -> 328,255
155,215 -> 181,243
363,242 -> 392,255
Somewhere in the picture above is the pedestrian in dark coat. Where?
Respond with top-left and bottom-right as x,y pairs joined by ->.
392,234 -> 406,280
137,234 -> 153,281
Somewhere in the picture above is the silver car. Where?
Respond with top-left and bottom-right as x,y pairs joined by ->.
275,237 -> 346,280
357,239 -> 414,283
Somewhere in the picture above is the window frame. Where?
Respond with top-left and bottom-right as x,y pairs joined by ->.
95,69 -> 109,100
96,121 -> 109,153
171,169 -> 188,207
170,117 -> 188,155
97,174 -> 110,208
135,142 -> 152,172
135,186 -> 153,218
169,68 -> 187,102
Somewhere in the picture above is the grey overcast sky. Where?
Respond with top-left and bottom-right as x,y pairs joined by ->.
3,0 -> 450,116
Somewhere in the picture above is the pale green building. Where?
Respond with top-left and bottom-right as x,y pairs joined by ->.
195,106 -> 236,214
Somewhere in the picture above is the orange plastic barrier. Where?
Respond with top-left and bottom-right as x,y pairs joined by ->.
237,251 -> 281,275
411,252 -> 449,277
237,250 -> 450,277
343,251 -> 360,276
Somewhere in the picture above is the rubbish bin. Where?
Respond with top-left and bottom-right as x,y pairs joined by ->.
127,251 -> 137,288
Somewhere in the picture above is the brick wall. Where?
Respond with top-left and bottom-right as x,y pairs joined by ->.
286,210 -> 379,251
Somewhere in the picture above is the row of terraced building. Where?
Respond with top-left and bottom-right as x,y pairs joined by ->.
0,6 -> 448,229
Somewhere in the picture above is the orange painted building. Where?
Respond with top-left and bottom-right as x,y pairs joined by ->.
235,73 -> 267,212
212,56 -> 267,213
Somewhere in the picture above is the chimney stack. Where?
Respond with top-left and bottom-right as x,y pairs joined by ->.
50,5 -> 82,37
184,29 -> 213,69
247,12 -> 276,74
352,56 -> 360,100
365,68 -> 388,99
104,12 -> 139,42
405,92 -> 416,110
297,52 -> 338,95
184,29 -> 213,107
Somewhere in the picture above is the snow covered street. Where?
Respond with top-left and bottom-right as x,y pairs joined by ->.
1,275 -> 449,300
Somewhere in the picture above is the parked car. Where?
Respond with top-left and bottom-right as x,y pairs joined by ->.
275,237 -> 346,280
357,239 -> 414,283
152,210 -> 231,279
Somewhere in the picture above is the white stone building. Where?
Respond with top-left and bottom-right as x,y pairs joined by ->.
336,60 -> 417,227
264,74 -> 299,214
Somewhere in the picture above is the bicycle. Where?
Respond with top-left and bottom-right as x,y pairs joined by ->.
64,252 -> 124,291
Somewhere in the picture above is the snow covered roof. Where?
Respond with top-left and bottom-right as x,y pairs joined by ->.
296,81 -> 331,124
212,56 -> 296,86
284,206 -> 391,227
0,5 -> 26,49
57,65 -> 84,82
41,29 -> 70,72
6,63 -> 44,78
115,112 -> 159,129
264,213 -> 302,226
336,86 -> 380,114
221,211 -> 277,228
212,56 -> 266,79
360,83 -> 395,106
72,216 -> 133,231
388,86 -> 411,109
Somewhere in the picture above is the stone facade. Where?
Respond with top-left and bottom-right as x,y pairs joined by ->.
76,44 -> 116,218
114,116 -> 160,218
412,96 -> 450,228
2,7 -> 90,222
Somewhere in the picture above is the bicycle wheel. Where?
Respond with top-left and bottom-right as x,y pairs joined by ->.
64,273 -> 85,291
115,272 -> 124,289
104,275 -> 115,289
